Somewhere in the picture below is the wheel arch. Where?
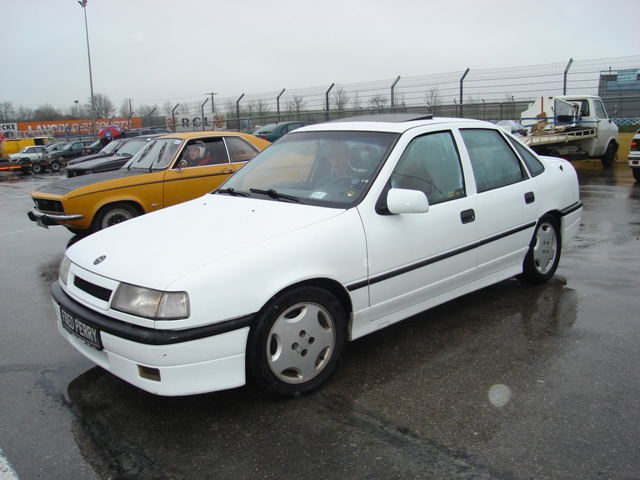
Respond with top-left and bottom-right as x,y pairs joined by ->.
256,277 -> 353,323
91,199 -> 146,229
92,198 -> 146,221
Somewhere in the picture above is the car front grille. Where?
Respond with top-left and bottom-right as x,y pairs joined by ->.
33,198 -> 64,213
74,276 -> 113,302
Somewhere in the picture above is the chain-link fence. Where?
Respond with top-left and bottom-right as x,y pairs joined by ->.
169,55 -> 640,132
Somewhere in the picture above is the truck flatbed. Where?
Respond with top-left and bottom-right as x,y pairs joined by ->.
520,127 -> 597,147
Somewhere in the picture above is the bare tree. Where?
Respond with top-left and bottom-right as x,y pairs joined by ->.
33,104 -> 61,121
425,87 -> 442,108
351,91 -> 362,111
367,95 -> 388,110
119,99 -> 134,118
255,98 -> 270,121
161,101 -> 174,117
136,104 -> 159,126
15,106 -> 34,122
224,99 -> 237,116
0,101 -> 15,122
331,86 -> 350,111
287,95 -> 307,117
243,100 -> 257,118
86,93 -> 116,119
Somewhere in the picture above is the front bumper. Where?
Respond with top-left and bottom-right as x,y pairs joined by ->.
28,208 -> 83,228
51,281 -> 253,396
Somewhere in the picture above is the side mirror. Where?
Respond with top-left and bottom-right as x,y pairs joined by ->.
386,188 -> 430,214
177,159 -> 188,172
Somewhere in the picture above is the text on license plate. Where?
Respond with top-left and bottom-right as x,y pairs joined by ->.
60,306 -> 103,350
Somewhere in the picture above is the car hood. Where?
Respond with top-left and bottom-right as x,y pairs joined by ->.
67,152 -> 111,165
67,195 -> 346,291
66,154 -> 130,171
34,169 -> 149,195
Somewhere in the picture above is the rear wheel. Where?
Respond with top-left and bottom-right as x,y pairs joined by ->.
92,202 -> 140,232
517,214 -> 561,284
633,168 -> 640,182
31,162 -> 43,174
247,286 -> 347,397
50,160 -> 61,172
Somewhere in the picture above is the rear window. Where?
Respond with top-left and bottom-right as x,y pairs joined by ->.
508,137 -> 545,177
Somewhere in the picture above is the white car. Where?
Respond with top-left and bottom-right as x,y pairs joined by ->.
628,129 -> 640,181
52,115 -> 583,397
8,145 -> 47,161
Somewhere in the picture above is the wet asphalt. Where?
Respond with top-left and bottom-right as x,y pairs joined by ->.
0,162 -> 638,479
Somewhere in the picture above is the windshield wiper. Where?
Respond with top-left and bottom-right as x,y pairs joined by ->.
249,188 -> 300,203
217,187 -> 250,197
149,144 -> 167,172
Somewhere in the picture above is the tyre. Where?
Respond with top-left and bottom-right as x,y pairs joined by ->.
92,202 -> 140,232
633,168 -> 640,182
247,286 -> 348,397
517,214 -> 561,284
19,160 -> 32,174
31,162 -> 43,174
601,141 -> 617,167
50,160 -> 61,172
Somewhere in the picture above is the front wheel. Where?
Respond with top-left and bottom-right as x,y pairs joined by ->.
601,141 -> 617,167
517,214 -> 561,284
92,202 -> 140,232
31,162 -> 43,174
247,287 -> 347,397
50,160 -> 61,172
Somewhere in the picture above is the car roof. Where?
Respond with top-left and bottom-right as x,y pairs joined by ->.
301,115 -> 488,134
154,131 -> 253,140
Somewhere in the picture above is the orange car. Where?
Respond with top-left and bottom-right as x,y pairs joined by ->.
28,131 -> 270,234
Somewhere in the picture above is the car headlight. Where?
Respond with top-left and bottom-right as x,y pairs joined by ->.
59,255 -> 71,286
112,283 -> 190,320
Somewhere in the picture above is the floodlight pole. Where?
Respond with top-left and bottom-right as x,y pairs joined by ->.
78,0 -> 96,139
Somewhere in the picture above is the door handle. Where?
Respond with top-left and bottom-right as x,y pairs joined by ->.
460,209 -> 475,224
221,168 -> 236,174
524,192 -> 535,204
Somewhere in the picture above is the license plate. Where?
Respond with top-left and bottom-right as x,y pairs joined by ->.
60,306 -> 103,350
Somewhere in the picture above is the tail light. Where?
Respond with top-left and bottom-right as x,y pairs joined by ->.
631,140 -> 638,151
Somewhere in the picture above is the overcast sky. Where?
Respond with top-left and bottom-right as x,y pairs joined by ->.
2,0 -> 639,113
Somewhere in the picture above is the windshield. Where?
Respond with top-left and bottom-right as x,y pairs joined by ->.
116,138 -> 150,156
126,138 -> 183,170
100,140 -> 122,154
218,131 -> 397,208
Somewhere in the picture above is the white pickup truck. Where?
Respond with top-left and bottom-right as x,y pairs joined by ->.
520,95 -> 619,166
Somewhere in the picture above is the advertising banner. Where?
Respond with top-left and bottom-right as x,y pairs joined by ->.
10,118 -> 143,137
174,114 -> 226,132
